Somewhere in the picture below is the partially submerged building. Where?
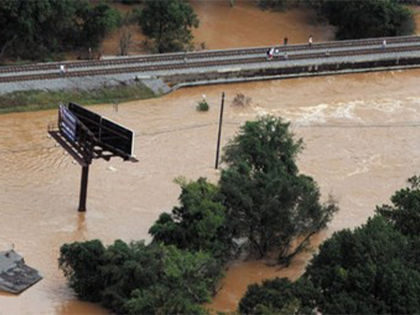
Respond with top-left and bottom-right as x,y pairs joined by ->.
0,250 -> 42,294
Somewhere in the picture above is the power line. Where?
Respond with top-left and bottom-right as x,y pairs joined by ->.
1,120 -> 420,155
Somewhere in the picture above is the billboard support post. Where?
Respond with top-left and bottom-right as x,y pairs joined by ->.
78,165 -> 89,212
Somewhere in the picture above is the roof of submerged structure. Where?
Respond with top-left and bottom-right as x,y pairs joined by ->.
0,250 -> 42,294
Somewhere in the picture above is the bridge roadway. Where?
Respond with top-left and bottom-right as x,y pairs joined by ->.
1,35 -> 420,94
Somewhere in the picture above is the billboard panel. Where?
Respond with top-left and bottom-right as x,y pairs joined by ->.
68,102 -> 135,157
59,104 -> 77,142
101,118 -> 134,156
68,102 -> 102,138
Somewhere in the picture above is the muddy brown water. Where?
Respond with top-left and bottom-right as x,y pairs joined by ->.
1,69 -> 420,314
2,2 -> 420,314
100,0 -> 335,56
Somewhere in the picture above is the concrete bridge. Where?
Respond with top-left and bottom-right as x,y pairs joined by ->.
1,35 -> 420,94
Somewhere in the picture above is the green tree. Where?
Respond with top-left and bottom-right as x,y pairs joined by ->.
149,177 -> 232,259
319,0 -> 415,40
257,0 -> 285,10
238,175 -> 420,314
305,216 -> 420,314
219,116 -> 338,262
58,240 -> 106,302
75,2 -> 122,48
59,240 -> 222,314
0,0 -> 121,61
376,175 -> 420,236
125,245 -> 222,315
139,0 -> 199,53
239,277 -> 320,314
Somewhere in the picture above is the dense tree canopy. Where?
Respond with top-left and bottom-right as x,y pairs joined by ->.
149,177 -> 232,260
239,175 -> 420,314
306,216 -> 420,314
139,0 -> 199,53
318,0 -> 415,39
0,0 -> 121,61
59,240 -> 223,314
377,175 -> 420,236
219,116 -> 338,262
239,277 -> 319,314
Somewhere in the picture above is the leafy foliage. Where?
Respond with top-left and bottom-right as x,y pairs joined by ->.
318,0 -> 415,39
239,176 -> 420,314
257,0 -> 286,10
305,216 -> 420,314
59,240 -> 106,302
149,178 -> 232,260
0,0 -> 121,61
239,277 -> 320,314
59,240 -> 222,314
139,0 -> 199,53
376,175 -> 420,236
219,115 -> 338,261
196,100 -> 210,112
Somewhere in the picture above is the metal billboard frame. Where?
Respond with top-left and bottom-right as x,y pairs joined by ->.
48,102 -> 138,212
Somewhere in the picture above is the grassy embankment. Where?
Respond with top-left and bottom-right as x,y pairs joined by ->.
0,83 -> 156,114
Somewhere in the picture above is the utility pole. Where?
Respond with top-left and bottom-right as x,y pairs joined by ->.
215,92 -> 225,169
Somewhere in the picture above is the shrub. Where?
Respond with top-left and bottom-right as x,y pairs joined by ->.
196,100 -> 209,112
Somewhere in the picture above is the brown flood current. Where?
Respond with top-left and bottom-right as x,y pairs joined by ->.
1,69 -> 420,314
2,2 -> 420,314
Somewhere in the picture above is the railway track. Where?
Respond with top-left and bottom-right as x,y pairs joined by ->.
1,35 -> 420,83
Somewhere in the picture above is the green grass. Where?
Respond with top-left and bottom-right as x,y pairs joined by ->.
0,82 -> 157,114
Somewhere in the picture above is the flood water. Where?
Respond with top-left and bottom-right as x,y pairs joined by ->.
2,1 -> 420,314
1,68 -> 420,314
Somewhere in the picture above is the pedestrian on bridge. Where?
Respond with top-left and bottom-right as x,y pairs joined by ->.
382,39 -> 387,49
59,64 -> 67,75
308,35 -> 313,47
266,48 -> 274,60
284,37 -> 288,46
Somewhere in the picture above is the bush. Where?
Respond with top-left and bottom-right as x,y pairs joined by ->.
196,100 -> 209,112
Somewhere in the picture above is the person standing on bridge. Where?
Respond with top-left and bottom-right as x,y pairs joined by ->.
382,39 -> 387,49
267,48 -> 274,60
59,64 -> 67,75
284,37 -> 288,46
308,35 -> 313,47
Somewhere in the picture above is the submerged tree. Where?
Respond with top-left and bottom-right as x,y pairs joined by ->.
376,175 -> 420,236
305,216 -> 420,314
149,178 -> 231,259
239,277 -> 320,314
0,0 -> 121,61
59,240 -> 223,314
238,175 -> 420,314
318,0 -> 415,39
149,177 -> 232,260
219,116 -> 338,262
139,0 -> 199,53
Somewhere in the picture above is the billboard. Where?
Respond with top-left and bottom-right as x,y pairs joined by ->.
68,102 -> 102,138
59,104 -> 77,142
100,117 -> 135,156
68,102 -> 135,157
